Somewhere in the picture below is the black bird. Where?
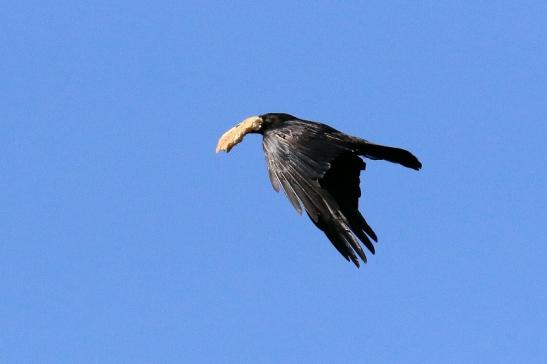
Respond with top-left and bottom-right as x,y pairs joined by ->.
216,113 -> 421,267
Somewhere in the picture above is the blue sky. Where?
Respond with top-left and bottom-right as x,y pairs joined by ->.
2,1 -> 546,363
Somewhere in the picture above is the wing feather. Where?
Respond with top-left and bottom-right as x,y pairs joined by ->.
262,120 -> 378,266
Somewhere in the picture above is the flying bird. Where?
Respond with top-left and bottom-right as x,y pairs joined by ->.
216,113 -> 421,267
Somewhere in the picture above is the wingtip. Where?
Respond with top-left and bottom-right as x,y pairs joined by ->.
350,254 -> 364,268
407,156 -> 422,171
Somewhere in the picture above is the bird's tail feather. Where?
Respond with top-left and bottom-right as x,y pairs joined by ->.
356,142 -> 422,170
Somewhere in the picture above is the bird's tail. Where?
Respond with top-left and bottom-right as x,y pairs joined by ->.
356,141 -> 422,170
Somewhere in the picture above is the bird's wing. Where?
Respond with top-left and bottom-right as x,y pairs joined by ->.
262,121 -> 377,267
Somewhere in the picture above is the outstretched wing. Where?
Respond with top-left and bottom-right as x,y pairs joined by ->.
262,120 -> 377,267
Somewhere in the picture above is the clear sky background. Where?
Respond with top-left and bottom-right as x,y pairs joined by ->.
2,1 -> 546,363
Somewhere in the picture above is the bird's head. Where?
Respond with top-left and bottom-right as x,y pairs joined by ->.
215,113 -> 296,153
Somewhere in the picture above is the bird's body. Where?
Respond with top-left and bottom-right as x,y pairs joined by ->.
216,113 -> 421,267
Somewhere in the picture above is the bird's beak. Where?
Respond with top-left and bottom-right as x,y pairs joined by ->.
216,116 -> 263,153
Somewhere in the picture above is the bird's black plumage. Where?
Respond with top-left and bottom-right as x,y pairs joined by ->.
257,113 -> 421,267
